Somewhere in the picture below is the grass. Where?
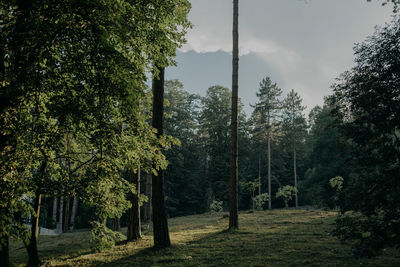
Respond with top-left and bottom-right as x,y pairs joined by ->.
10,208 -> 400,266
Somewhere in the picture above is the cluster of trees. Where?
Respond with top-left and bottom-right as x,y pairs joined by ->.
162,78 -> 311,215
0,0 -> 191,266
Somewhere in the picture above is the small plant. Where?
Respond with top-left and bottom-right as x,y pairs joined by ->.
253,193 -> 269,210
276,185 -> 298,208
329,176 -> 344,191
90,221 -> 125,251
329,176 -> 344,207
209,200 -> 223,213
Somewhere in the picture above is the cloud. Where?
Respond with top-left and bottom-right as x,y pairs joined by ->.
170,0 -> 394,114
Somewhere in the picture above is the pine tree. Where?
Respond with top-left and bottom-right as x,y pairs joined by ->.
252,77 -> 282,209
282,89 -> 307,207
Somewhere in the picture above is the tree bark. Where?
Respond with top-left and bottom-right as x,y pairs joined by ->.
26,160 -> 47,266
229,0 -> 239,230
58,191 -> 64,233
70,195 -> 78,229
268,134 -> 271,209
0,236 -> 10,267
151,65 -> 171,248
63,196 -> 70,232
52,196 -> 58,227
26,193 -> 41,266
143,172 -> 152,223
0,20 -> 10,267
294,148 -> 298,208
127,166 -> 141,241
258,154 -> 261,195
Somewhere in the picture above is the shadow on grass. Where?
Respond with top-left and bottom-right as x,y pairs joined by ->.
96,214 -> 354,267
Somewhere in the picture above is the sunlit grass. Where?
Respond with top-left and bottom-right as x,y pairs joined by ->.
10,209 -> 400,266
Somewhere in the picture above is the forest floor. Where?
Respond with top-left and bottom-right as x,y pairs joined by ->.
9,208 -> 400,266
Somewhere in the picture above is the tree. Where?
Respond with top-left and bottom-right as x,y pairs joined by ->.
199,86 -> 232,208
163,80 -> 205,217
0,0 -> 191,264
151,66 -> 171,248
252,77 -> 282,209
300,100 -> 350,208
281,90 -> 307,207
229,0 -> 239,229
333,17 -> 400,256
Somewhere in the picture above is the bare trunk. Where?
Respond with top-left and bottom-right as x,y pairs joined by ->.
294,148 -> 298,208
258,154 -> 261,195
26,160 -> 46,266
70,195 -> 79,229
63,196 -> 70,232
127,166 -> 142,241
52,196 -> 58,227
229,0 -> 239,230
143,172 -> 152,223
26,193 -> 41,266
151,65 -> 171,248
58,191 -> 64,233
268,134 -> 271,209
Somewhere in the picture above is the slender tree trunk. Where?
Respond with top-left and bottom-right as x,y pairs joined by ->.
0,12 -> 10,267
143,172 -> 152,223
26,160 -> 47,266
52,196 -> 58,227
258,154 -> 261,195
151,65 -> 171,248
294,148 -> 298,208
27,193 -> 42,266
268,134 -> 271,209
229,0 -> 239,230
127,166 -> 142,241
63,196 -> 70,232
70,195 -> 78,229
58,191 -> 64,233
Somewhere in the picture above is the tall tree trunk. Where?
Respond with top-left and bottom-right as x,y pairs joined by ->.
63,196 -> 70,232
143,172 -> 152,223
26,160 -> 47,266
0,22 -> 10,267
52,196 -> 58,227
268,134 -> 271,209
151,65 -> 171,248
0,236 -> 10,267
70,195 -> 78,229
127,166 -> 141,241
58,191 -> 64,233
26,193 -> 41,266
229,0 -> 239,230
258,154 -> 261,195
294,148 -> 298,208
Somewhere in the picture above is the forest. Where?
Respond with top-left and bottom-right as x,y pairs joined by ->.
1,0 -> 399,266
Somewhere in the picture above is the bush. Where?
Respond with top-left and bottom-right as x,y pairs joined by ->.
276,186 -> 297,208
209,200 -> 223,213
253,193 -> 269,210
90,221 -> 125,252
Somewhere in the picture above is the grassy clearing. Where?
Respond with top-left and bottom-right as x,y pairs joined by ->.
10,209 -> 400,266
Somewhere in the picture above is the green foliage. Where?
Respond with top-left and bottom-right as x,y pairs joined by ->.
0,0 -> 191,256
209,200 -> 223,213
90,221 -> 125,252
333,17 -> 400,256
276,186 -> 298,208
253,193 -> 269,210
329,176 -> 344,191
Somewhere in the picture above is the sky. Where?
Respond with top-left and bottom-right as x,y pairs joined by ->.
165,0 -> 395,115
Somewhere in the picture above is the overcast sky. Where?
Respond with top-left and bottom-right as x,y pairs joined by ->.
165,0 -> 394,115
